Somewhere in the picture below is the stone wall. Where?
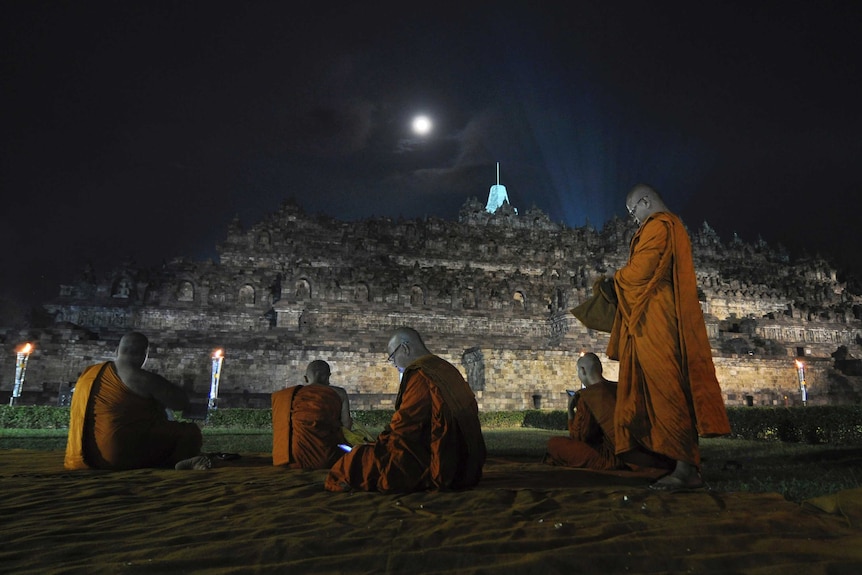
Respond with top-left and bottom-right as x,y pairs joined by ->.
4,198 -> 862,409
2,325 -> 849,411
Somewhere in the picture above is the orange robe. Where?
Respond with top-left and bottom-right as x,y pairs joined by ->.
271,384 -> 347,469
608,212 -> 731,467
545,382 -> 624,470
325,354 -> 486,493
545,382 -> 673,471
64,362 -> 202,470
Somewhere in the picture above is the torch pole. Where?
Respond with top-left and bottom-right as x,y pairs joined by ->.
10,343 -> 33,406
208,350 -> 224,411
796,360 -> 807,407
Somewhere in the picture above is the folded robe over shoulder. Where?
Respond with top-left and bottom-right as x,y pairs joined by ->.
271,384 -> 346,469
325,355 -> 486,493
64,362 -> 202,470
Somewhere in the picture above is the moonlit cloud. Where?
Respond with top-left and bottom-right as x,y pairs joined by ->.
2,1 -> 862,325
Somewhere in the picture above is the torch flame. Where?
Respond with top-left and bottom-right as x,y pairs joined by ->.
795,359 -> 804,369
213,349 -> 223,359
19,343 -> 33,354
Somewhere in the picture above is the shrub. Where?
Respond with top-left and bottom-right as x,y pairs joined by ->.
5,405 -> 862,444
0,406 -> 71,429
521,410 -> 567,430
352,410 -> 395,428
204,408 -> 273,429
479,411 -> 526,428
725,405 -> 862,444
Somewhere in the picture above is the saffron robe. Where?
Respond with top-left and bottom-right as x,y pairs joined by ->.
608,212 -> 731,467
545,382 -> 625,470
325,354 -> 487,493
64,362 -> 202,470
545,382 -> 673,471
271,384 -> 347,469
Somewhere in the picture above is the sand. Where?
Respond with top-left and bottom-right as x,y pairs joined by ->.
1,449 -> 861,574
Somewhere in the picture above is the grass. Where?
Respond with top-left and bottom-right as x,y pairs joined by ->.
3,427 -> 861,503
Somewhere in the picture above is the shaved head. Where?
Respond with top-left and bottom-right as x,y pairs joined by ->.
117,332 -> 149,367
626,183 -> 658,205
577,352 -> 605,387
387,327 -> 425,352
386,326 -> 431,369
625,183 -> 668,225
305,360 -> 331,384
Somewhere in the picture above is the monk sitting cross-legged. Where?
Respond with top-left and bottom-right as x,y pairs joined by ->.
64,332 -> 209,471
544,353 -> 673,472
271,360 -> 350,470
325,327 -> 487,494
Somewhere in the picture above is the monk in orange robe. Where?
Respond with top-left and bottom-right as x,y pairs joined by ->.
325,327 -> 486,493
545,353 -> 672,471
272,360 -> 348,469
608,184 -> 731,491
65,332 -> 207,471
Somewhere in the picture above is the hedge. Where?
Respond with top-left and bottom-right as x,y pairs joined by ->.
3,405 -> 862,444
725,405 -> 862,444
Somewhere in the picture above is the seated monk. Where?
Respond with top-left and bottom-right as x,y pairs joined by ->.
272,360 -> 349,469
544,353 -> 673,472
325,327 -> 487,493
65,332 -> 209,471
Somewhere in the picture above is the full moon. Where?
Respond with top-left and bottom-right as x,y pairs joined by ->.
411,115 -> 432,135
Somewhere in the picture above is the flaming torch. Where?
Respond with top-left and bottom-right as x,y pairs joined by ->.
795,359 -> 807,406
209,349 -> 224,411
10,343 -> 33,406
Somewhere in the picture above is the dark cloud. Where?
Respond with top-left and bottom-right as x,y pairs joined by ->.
2,1 -> 862,325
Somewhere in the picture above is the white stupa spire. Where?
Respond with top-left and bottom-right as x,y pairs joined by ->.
485,162 -> 516,214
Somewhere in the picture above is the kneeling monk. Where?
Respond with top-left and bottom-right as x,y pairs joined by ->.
272,360 -> 348,469
326,327 -> 486,493
65,332 -> 206,470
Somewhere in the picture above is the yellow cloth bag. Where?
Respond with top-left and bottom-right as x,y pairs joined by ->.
342,421 -> 376,446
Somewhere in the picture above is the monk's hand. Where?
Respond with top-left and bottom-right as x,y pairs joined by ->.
567,392 -> 578,418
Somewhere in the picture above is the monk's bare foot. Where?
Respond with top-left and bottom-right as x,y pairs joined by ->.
649,462 -> 704,492
175,455 -> 212,470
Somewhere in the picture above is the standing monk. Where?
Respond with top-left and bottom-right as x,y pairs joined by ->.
609,184 -> 731,491
65,332 -> 209,471
271,360 -> 349,469
325,327 -> 486,493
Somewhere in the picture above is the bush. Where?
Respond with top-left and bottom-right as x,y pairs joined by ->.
479,411 -> 526,428
521,410 -> 567,430
203,408 -> 273,429
5,405 -> 862,444
0,406 -> 71,429
353,410 -> 395,428
725,405 -> 862,444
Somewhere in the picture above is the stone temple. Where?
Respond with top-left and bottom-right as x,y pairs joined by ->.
3,189 -> 862,410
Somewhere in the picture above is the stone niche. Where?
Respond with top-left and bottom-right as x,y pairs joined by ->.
7,198 -> 861,410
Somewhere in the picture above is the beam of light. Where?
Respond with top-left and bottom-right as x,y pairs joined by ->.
502,34 -> 710,231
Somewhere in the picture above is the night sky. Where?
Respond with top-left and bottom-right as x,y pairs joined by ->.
2,1 -> 861,326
